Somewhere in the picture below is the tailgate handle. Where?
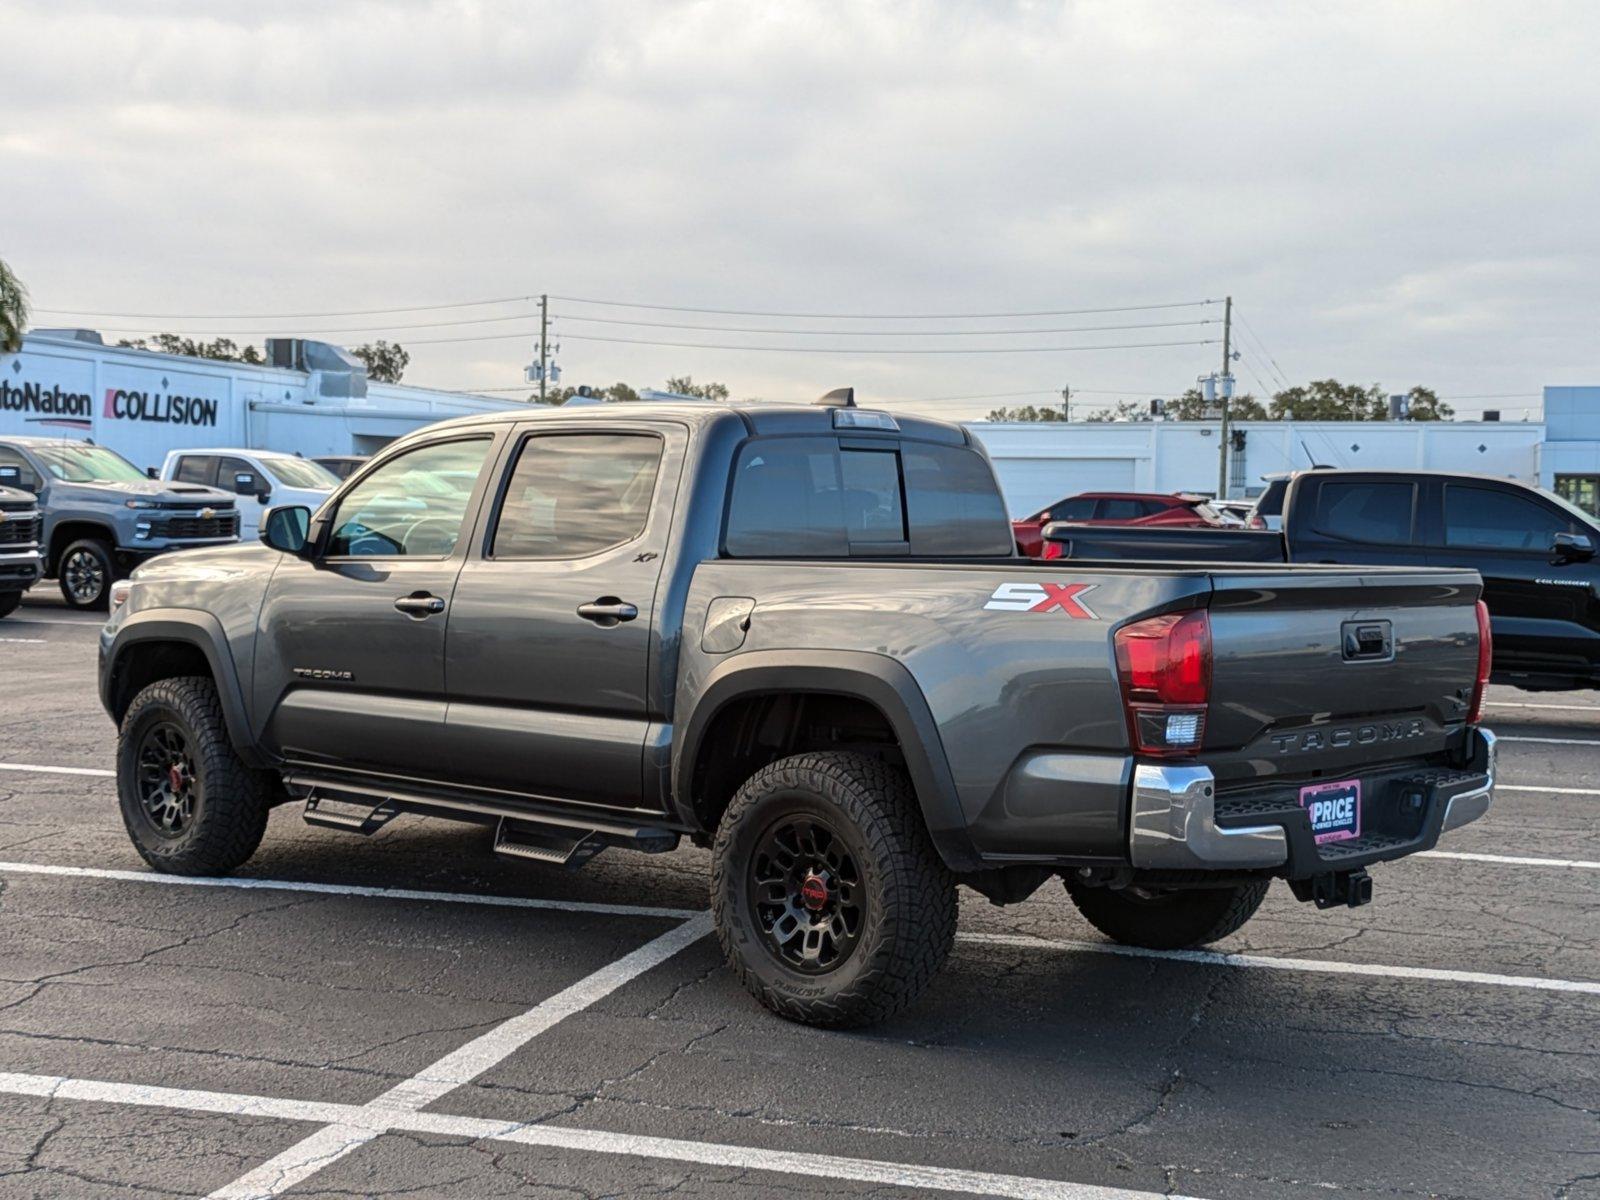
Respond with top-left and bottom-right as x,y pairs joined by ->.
1342,620 -> 1393,662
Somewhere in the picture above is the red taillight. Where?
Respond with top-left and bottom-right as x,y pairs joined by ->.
1467,600 -> 1492,724
1115,609 -> 1212,756
1041,540 -> 1061,560
1247,514 -> 1266,530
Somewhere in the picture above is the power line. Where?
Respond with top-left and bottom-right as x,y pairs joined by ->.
1232,308 -> 1292,390
551,333 -> 1220,355
556,314 -> 1216,337
34,295 -> 541,321
551,294 -> 1220,320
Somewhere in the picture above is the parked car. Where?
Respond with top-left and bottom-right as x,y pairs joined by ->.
0,436 -> 238,609
100,399 -> 1494,1027
160,448 -> 339,541
313,454 -> 369,481
0,484 -> 44,619
1014,491 -> 1222,557
1211,499 -> 1256,527
1044,467 -> 1599,691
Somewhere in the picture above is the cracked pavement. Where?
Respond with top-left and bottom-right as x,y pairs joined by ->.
0,597 -> 1596,1198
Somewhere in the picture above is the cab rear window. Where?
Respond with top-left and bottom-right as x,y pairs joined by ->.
725,437 -> 1009,557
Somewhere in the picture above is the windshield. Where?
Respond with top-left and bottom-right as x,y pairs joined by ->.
1538,486 -> 1600,530
263,457 -> 339,489
33,442 -> 149,484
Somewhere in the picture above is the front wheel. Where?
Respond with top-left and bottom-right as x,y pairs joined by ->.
58,538 -> 115,610
1065,879 -> 1270,950
116,676 -> 273,875
711,751 -> 957,1028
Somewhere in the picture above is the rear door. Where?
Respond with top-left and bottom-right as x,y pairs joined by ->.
1428,480 -> 1600,678
254,432 -> 500,779
1287,475 -> 1430,567
442,423 -> 684,810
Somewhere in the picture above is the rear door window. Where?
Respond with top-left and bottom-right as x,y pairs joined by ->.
174,456 -> 216,485
1444,484 -> 1576,550
1309,481 -> 1417,544
1052,497 -> 1096,521
490,432 -> 663,558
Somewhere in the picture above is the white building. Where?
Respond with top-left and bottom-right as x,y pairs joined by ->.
0,331 -> 523,472
968,414 -> 1556,518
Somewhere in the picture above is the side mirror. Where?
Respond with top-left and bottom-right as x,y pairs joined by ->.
1553,531 -> 1596,562
233,472 -> 257,496
145,466 -> 159,480
260,505 -> 313,557
0,466 -> 20,488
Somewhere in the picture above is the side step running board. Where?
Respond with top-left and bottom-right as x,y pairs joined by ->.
494,819 -> 609,869
290,774 -> 680,870
303,794 -> 400,836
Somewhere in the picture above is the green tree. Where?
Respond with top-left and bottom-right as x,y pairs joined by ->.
1268,379 -> 1386,421
1085,399 -> 1149,422
117,333 -> 264,363
986,404 -> 1067,422
0,258 -> 28,353
350,340 -> 409,383
664,375 -> 730,402
1403,385 -> 1454,421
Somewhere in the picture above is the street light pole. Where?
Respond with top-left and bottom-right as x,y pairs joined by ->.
1216,295 -> 1233,498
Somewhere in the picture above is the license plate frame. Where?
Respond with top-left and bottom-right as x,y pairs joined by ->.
1299,778 -> 1362,844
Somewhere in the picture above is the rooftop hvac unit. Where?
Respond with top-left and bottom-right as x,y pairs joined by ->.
264,338 -> 368,400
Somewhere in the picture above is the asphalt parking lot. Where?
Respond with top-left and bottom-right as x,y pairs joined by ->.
0,593 -> 1595,1200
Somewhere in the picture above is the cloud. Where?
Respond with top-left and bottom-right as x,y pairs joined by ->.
4,0 -> 1596,418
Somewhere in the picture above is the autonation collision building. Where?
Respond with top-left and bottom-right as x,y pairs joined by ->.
0,330 -> 522,471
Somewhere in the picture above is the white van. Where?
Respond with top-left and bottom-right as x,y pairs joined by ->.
159,448 -> 338,540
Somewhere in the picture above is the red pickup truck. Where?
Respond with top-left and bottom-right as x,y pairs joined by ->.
1013,491 -> 1222,557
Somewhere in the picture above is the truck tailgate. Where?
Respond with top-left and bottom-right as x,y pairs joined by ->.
1203,566 -> 1483,785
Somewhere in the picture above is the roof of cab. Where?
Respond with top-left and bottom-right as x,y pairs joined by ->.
388,401 -> 971,447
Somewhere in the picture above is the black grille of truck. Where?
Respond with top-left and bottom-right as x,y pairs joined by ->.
153,511 -> 239,539
0,514 -> 42,550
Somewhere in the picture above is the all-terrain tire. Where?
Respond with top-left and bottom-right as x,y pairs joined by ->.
711,751 -> 957,1028
116,676 -> 273,875
0,593 -> 20,620
58,538 -> 115,610
1065,878 -> 1270,950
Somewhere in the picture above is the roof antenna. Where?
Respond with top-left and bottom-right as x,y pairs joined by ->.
814,387 -> 856,408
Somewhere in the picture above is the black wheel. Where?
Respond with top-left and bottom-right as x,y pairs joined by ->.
0,593 -> 20,620
58,538 -> 115,610
1065,879 -> 1270,950
116,676 -> 273,875
712,751 -> 957,1028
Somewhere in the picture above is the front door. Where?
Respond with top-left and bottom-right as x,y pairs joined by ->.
254,433 -> 500,780
444,424 -> 682,810
1429,480 -> 1600,679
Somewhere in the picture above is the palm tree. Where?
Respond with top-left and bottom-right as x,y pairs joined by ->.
0,257 -> 30,353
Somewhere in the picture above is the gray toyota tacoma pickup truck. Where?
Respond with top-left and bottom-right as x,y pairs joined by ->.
98,396 -> 1496,1026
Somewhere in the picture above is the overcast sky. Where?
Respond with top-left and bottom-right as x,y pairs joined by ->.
4,0 -> 1596,420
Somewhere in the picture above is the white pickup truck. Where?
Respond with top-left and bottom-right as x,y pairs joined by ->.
159,448 -> 337,540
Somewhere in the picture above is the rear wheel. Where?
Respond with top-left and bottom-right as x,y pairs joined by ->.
712,751 -> 957,1028
0,593 -> 20,620
1065,879 -> 1269,950
116,676 -> 273,875
58,538 -> 115,610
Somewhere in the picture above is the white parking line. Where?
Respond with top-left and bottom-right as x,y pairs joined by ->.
4,616 -> 104,629
1485,701 -> 1600,712
208,913 -> 715,1198
959,932 -> 1600,995
1499,735 -> 1600,746
0,638 -> 47,644
1418,849 -> 1600,870
0,763 -> 115,778
1498,783 -> 1600,796
0,1070 -> 1197,1200
0,861 -> 701,920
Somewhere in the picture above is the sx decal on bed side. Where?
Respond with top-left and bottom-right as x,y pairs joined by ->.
982,581 -> 1099,618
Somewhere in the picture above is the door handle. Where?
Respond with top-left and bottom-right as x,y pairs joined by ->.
577,597 -> 639,627
394,592 -> 446,617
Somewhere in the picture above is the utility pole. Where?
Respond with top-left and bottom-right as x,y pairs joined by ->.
537,293 -> 549,404
1060,384 -> 1071,422
1216,295 -> 1233,498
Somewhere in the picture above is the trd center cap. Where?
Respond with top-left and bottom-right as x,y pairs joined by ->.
799,873 -> 830,912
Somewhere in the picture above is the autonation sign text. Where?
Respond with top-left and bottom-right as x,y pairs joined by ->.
0,380 -> 93,418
